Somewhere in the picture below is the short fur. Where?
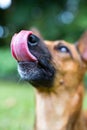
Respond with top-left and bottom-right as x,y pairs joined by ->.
13,30 -> 87,130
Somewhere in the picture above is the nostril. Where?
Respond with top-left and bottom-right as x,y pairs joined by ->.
28,34 -> 39,46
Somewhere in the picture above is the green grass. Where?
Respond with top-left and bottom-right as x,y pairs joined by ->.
0,81 -> 87,130
0,81 -> 35,130
83,94 -> 87,109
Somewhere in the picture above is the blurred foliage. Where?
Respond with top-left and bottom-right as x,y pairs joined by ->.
1,0 -> 87,47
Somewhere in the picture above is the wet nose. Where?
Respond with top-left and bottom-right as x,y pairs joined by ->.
28,34 -> 39,46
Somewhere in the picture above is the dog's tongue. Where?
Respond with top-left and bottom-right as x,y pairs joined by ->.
11,30 -> 37,62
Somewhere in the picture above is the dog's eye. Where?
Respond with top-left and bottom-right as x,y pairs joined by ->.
57,45 -> 70,53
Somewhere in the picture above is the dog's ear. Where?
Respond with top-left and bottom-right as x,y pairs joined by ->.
30,27 -> 43,39
76,31 -> 87,62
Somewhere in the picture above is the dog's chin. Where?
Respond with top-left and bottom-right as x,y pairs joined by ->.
18,61 -> 55,88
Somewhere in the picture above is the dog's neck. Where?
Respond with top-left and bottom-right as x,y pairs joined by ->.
34,84 -> 85,130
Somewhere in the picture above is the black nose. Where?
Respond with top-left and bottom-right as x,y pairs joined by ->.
28,34 -> 39,46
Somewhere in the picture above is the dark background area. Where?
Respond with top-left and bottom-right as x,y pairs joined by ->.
1,0 -> 87,46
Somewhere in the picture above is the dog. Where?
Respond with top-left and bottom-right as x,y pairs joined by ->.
11,29 -> 87,130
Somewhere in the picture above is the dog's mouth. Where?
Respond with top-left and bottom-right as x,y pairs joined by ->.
11,30 -> 55,87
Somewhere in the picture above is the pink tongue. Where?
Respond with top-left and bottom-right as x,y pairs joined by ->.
11,30 -> 37,62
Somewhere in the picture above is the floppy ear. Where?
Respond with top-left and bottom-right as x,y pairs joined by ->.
76,31 -> 87,62
30,27 -> 43,39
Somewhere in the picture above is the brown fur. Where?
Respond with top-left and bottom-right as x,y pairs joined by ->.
32,31 -> 87,130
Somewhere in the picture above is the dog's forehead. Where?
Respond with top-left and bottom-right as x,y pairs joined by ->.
44,40 -> 76,51
45,40 -> 73,47
44,40 -> 81,62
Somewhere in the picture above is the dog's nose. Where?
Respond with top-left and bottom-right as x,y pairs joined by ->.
28,34 -> 39,46
11,30 -> 37,62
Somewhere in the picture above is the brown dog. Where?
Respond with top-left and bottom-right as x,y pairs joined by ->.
11,30 -> 87,130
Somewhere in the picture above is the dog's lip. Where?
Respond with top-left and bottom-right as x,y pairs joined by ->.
11,30 -> 37,62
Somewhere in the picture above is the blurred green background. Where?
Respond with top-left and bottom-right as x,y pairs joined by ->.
0,0 -> 87,129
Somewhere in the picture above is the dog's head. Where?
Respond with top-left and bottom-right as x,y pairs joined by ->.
11,30 -> 87,92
